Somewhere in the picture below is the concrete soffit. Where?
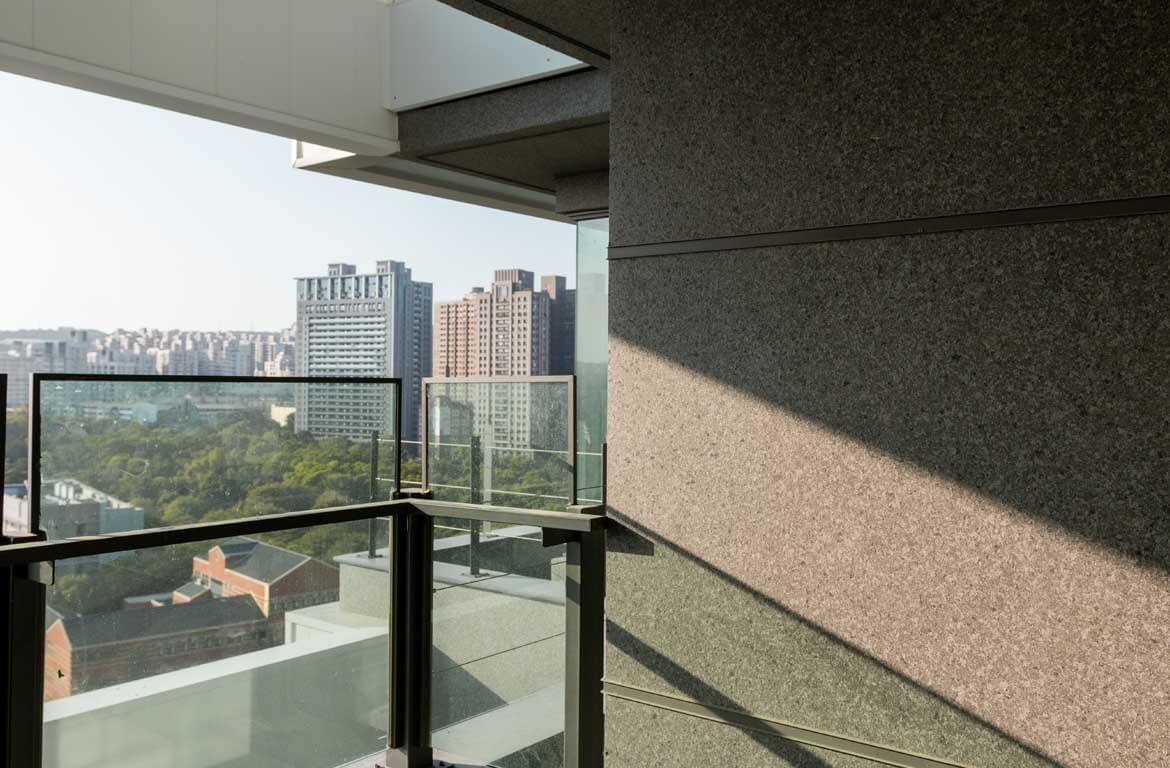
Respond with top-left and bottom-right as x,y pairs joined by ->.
430,0 -> 611,69
297,66 -> 610,221
296,3 -> 609,221
293,143 -> 569,222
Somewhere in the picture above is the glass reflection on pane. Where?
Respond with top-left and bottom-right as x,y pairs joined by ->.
42,519 -> 390,768
431,516 -> 566,767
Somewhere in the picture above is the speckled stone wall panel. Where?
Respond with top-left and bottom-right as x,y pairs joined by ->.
555,170 -> 609,214
398,68 -> 608,156
605,217 -> 1170,768
605,698 -> 894,768
606,548 -> 1057,768
609,0 -> 1170,246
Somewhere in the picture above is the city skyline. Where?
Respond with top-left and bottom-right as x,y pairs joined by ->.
0,71 -> 575,333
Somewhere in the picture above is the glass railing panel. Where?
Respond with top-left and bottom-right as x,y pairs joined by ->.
575,217 -> 609,505
388,437 -> 424,494
431,516 -> 566,768
42,518 -> 390,768
425,379 -> 573,511
34,376 -> 399,539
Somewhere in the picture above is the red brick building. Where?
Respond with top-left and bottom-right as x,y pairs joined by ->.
44,595 -> 270,701
45,537 -> 339,700
191,537 -> 340,619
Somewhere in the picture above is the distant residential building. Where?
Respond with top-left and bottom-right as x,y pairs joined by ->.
433,269 -> 574,378
294,261 -> 432,439
263,348 -> 294,377
434,287 -> 490,378
432,270 -> 573,457
0,328 -> 92,406
542,275 -> 575,375
0,327 -> 295,407
39,479 -> 146,574
95,328 -> 295,378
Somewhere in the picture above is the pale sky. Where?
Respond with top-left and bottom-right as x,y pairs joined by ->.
0,72 -> 575,333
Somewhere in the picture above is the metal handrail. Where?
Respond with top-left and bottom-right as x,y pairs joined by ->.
0,497 -> 606,564
394,438 -> 603,459
0,500 -> 401,564
411,498 -> 603,531
423,375 -> 575,385
27,372 -> 402,384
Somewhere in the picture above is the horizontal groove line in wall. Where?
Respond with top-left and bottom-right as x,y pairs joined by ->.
602,680 -> 969,768
607,194 -> 1170,260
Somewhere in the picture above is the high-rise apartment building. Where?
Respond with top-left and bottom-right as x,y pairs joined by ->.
295,261 -> 431,439
432,270 -> 572,456
434,269 -> 573,378
542,275 -> 575,376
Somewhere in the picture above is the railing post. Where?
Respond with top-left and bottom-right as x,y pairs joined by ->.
468,436 -> 482,576
368,429 -> 380,558
564,525 -> 605,768
420,383 -> 430,492
383,498 -> 433,768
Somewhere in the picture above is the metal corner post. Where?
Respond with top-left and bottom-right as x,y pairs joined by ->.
421,383 -> 430,492
568,374 -> 578,506
564,526 -> 605,768
384,505 -> 433,768
394,383 -> 403,498
368,430 -> 380,557
1,561 -> 47,768
28,373 -> 42,534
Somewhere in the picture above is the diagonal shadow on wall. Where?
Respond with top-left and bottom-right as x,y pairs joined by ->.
608,218 -> 1170,571
604,514 -> 1067,768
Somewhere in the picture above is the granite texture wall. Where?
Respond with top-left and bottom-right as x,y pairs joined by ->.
605,2 -> 1170,767
555,170 -> 609,216
605,698 -> 892,768
609,0 -> 1170,247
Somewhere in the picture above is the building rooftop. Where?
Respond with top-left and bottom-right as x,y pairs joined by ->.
173,582 -> 210,599
207,537 -> 311,584
42,478 -> 140,510
57,595 -> 265,648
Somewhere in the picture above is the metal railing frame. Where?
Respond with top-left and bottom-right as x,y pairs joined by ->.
25,372 -> 404,536
1,373 -> 605,768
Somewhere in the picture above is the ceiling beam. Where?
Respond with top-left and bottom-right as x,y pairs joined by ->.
397,69 -> 609,158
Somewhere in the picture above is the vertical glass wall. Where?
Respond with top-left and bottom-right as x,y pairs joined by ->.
575,218 -> 609,504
